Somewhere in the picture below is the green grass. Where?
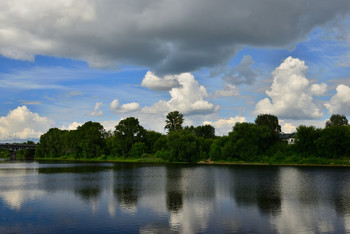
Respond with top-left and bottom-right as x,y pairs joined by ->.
35,155 -> 169,164
34,154 -> 350,167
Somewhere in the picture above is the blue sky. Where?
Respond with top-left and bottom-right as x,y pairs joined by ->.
0,0 -> 350,141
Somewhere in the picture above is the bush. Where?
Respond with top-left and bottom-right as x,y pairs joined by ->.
98,154 -> 107,160
155,149 -> 171,160
269,151 -> 286,164
129,142 -> 147,158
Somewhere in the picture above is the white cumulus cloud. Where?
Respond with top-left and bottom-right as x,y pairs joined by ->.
325,84 -> 350,115
281,123 -> 297,133
142,73 -> 218,115
61,121 -> 82,130
255,57 -> 323,120
110,99 -> 140,113
120,102 -> 141,112
141,71 -> 181,91
310,83 -> 328,96
203,116 -> 246,135
0,106 -> 54,140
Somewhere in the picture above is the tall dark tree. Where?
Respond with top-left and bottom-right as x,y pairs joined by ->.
144,130 -> 162,153
114,117 -> 146,156
295,125 -> 321,157
35,128 -> 67,158
255,114 -> 281,147
165,111 -> 184,132
184,125 -> 215,139
325,114 -> 349,128
195,125 -> 216,139
75,121 -> 106,158
255,114 -> 281,135
167,130 -> 200,162
228,122 -> 272,161
316,126 -> 350,158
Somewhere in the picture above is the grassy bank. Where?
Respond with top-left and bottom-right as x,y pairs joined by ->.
199,156 -> 350,167
32,154 -> 350,167
35,155 -> 169,164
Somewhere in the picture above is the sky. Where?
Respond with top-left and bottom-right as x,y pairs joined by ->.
0,0 -> 350,141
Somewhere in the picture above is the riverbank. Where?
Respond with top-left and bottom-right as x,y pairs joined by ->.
29,155 -> 350,167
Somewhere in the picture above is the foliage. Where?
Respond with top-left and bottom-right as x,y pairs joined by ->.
184,124 -> 215,139
144,130 -> 162,153
228,122 -> 272,161
255,114 -> 281,145
316,126 -> 350,158
75,121 -> 106,159
34,113 -> 350,165
114,117 -> 146,156
295,125 -> 321,157
165,111 -> 184,132
167,130 -> 200,162
35,128 -> 68,158
325,114 -> 349,128
153,135 -> 167,152
209,136 -> 229,160
129,142 -> 147,158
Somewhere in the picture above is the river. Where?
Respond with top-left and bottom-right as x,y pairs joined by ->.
1,161 -> 350,233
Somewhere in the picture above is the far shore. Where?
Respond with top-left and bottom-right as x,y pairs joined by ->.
3,156 -> 349,168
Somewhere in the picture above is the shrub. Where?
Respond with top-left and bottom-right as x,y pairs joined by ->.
129,142 -> 147,158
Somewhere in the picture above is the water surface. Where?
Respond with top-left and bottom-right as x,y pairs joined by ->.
1,161 -> 350,233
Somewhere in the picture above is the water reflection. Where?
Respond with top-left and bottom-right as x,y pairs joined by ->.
113,164 -> 141,214
230,166 -> 282,216
166,166 -> 183,213
2,162 -> 350,233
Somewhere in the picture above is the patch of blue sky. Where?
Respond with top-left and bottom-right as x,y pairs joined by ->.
0,55 -> 33,73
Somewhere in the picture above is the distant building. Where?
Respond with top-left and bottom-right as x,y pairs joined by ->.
279,133 -> 296,144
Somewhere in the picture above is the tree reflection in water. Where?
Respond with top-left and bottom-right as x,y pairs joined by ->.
113,164 -> 140,212
231,166 -> 282,216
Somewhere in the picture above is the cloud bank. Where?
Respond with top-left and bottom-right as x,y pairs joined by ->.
204,116 -> 246,135
0,0 -> 349,74
325,84 -> 350,115
142,73 -> 218,115
141,71 -> 181,91
0,106 -> 54,140
255,57 -> 325,120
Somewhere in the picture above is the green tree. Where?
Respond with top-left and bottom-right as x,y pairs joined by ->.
316,126 -> 350,158
153,135 -> 168,153
295,125 -> 321,157
165,111 -> 184,132
209,136 -> 228,161
144,130 -> 162,153
75,121 -> 106,159
114,117 -> 146,156
35,128 -> 67,158
129,142 -> 147,158
167,131 -> 200,162
229,122 -> 272,161
255,114 -> 281,147
325,114 -> 349,128
195,125 -> 215,139
255,114 -> 281,135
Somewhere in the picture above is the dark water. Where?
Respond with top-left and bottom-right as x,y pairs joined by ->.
1,162 -> 350,233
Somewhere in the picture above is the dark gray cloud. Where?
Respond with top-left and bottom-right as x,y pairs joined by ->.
0,0 -> 349,74
223,55 -> 257,85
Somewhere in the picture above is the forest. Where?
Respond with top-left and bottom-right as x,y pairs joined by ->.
8,112 -> 350,165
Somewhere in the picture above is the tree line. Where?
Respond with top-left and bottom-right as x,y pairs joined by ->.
32,112 -> 350,163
